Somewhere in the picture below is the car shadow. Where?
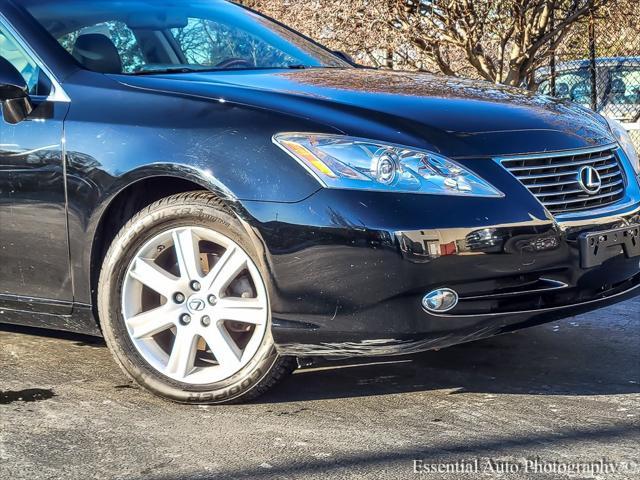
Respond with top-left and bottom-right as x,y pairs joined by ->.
0,323 -> 105,349
2,314 -> 639,401
259,320 -> 640,402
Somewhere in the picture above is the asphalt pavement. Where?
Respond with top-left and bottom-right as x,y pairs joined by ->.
1,298 -> 639,479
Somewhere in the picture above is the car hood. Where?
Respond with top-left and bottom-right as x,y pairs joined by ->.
116,68 -> 615,157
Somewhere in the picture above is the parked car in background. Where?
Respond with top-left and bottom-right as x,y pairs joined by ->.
0,0 -> 639,404
537,57 -> 640,151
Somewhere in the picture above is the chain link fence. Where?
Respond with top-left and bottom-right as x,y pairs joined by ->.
534,1 -> 640,151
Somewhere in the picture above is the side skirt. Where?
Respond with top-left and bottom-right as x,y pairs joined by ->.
0,303 -> 102,337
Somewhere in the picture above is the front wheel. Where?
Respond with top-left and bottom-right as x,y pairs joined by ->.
98,192 -> 295,404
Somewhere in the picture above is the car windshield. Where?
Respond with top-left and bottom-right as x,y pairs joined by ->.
22,0 -> 349,75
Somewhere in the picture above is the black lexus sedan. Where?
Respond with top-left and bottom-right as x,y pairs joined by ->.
1,0 -> 639,404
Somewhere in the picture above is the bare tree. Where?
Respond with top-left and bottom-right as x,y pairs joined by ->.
239,0 -> 401,67
240,0 -> 628,87
389,0 -> 608,86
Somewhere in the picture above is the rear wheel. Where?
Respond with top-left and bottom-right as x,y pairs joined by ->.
98,192 -> 295,404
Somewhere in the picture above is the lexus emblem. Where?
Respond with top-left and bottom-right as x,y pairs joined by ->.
188,298 -> 206,312
577,166 -> 602,195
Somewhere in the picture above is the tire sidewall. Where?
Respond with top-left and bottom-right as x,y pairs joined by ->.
98,196 -> 280,404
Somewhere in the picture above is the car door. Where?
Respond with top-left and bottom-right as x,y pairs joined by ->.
0,20 -> 72,314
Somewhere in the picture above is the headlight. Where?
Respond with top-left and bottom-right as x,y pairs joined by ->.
273,133 -> 503,197
606,117 -> 639,175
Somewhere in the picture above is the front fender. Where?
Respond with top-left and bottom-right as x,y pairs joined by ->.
61,73 -> 328,305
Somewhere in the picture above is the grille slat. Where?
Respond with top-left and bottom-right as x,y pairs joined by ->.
600,171 -> 624,180
500,145 -> 626,215
525,178 -> 584,188
535,179 -> 624,198
515,161 -> 619,180
505,154 -> 615,171
595,162 -> 620,171
542,187 -> 625,206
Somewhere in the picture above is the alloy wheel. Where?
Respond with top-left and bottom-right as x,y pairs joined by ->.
121,226 -> 269,385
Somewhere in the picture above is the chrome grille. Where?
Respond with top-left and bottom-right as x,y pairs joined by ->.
499,145 -> 626,215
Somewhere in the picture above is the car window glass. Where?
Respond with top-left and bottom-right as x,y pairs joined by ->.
554,71 -> 590,102
170,18 -> 297,68
0,27 -> 52,96
607,67 -> 640,104
600,66 -> 640,121
58,21 -> 145,73
537,71 -> 591,104
25,1 -> 348,75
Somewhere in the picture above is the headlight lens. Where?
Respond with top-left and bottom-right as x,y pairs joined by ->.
273,133 -> 503,197
606,117 -> 639,175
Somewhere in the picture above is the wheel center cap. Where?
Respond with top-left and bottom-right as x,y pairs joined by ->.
577,165 -> 602,195
187,296 -> 206,314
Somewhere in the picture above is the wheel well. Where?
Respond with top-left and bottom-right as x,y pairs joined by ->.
90,177 -> 213,307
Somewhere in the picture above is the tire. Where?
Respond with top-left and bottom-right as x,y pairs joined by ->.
98,191 -> 296,404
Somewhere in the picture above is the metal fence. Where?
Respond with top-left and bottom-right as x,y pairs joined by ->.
535,1 -> 640,150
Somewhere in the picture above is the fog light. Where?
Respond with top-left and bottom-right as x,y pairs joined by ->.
422,289 -> 459,313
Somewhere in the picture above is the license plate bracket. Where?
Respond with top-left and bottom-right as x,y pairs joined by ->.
579,225 -> 640,268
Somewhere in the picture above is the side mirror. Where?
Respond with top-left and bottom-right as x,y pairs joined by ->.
333,50 -> 355,65
0,57 -> 33,124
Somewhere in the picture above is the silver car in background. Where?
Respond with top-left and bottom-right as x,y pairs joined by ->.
537,56 -> 640,151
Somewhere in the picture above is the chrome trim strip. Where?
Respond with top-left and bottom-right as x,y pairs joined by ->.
536,179 -> 624,198
429,276 -> 640,318
496,144 -> 633,217
495,143 -> 618,162
504,154 -> 615,171
525,171 -> 621,188
460,279 -> 569,301
555,203 -> 640,227
0,13 -> 70,103
600,171 -> 624,179
528,178 -> 588,188
555,199 -> 637,216
516,165 -> 617,180
543,187 -> 625,206
516,170 -> 582,181
553,147 -> 639,221
594,161 -> 621,171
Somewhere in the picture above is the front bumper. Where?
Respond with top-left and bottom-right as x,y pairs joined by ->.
241,169 -> 640,357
